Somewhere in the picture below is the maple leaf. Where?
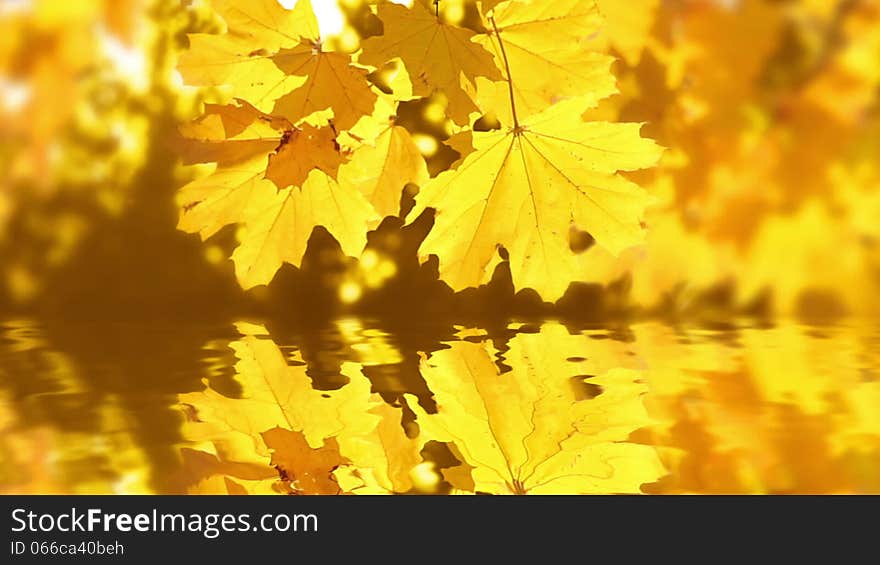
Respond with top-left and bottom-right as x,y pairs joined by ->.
475,0 -> 617,123
178,0 -> 316,109
329,88 -> 428,218
262,427 -> 347,495
232,170 -> 378,288
179,330 -> 423,494
407,97 -> 662,301
179,0 -> 376,128
175,100 -> 378,288
405,324 -> 664,494
176,99 -> 345,233
176,154 -> 275,242
264,124 -> 344,190
179,335 -> 381,454
330,400 -> 423,494
359,0 -> 503,125
337,122 -> 429,218
271,43 -> 378,130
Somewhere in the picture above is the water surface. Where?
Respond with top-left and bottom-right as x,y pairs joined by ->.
1,317 -> 877,494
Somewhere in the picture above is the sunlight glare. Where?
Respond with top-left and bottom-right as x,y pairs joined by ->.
0,78 -> 31,112
279,0 -> 345,38
101,32 -> 148,92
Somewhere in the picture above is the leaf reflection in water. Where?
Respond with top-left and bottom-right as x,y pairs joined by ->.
406,324 -> 665,494
176,322 -> 421,495
177,321 -> 664,494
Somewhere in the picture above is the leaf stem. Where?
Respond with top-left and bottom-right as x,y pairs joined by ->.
488,15 -> 519,130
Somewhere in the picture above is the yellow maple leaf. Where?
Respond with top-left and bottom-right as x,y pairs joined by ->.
177,154 -> 275,241
176,101 -> 374,287
180,335 -> 381,454
179,0 -> 375,128
174,99 -> 286,241
179,330 -> 422,494
178,0 -> 316,109
232,169 -> 378,288
407,98 -> 662,300
330,87 -> 428,219
359,0 -> 503,125
475,0 -> 617,123
405,324 -> 664,494
176,98 -> 344,216
271,43 -> 378,130
332,402 -> 423,494
337,123 -> 429,218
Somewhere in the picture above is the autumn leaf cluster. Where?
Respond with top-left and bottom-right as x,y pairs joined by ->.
178,322 -> 663,495
175,0 -> 661,301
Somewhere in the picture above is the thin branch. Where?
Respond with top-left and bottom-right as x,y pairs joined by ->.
488,15 -> 520,130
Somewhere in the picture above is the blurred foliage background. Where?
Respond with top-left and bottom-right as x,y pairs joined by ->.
1,0 -> 879,322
